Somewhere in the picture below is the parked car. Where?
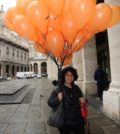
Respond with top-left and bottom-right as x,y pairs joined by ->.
37,74 -> 42,78
16,72 -> 35,79
41,73 -> 48,78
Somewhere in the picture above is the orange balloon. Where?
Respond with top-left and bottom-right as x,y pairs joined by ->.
4,17 -> 13,30
72,30 -> 89,52
86,3 -> 112,33
85,32 -> 93,40
72,30 -> 85,51
16,0 -> 32,15
36,31 -> 44,45
13,15 -> 38,41
48,13 -> 62,32
5,6 -> 20,25
62,0 -> 71,15
61,14 -> 78,44
46,31 -> 64,57
44,0 -> 65,16
107,5 -> 120,28
71,0 -> 96,29
26,0 -> 49,34
34,43 -> 46,53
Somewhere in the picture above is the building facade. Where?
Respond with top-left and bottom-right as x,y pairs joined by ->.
0,6 -> 29,78
28,42 -> 58,80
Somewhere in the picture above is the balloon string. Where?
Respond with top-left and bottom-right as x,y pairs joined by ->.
60,41 -> 73,66
60,42 -> 69,65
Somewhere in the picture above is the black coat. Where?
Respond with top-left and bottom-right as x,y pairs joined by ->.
94,68 -> 106,83
48,84 -> 84,126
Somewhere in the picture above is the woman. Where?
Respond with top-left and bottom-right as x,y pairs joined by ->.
48,66 -> 85,134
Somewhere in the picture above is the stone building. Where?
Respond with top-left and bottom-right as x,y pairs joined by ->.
0,6 -> 29,78
28,41 -> 57,79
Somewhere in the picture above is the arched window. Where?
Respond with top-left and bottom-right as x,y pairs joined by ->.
24,53 -> 26,59
6,47 -> 9,55
41,62 -> 47,74
34,63 -> 38,74
17,50 -> 19,58
12,49 -> 15,57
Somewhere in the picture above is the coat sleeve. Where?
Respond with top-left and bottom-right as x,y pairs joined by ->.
75,85 -> 83,98
47,90 -> 60,108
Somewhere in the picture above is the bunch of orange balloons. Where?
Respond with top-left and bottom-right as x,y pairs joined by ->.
4,0 -> 120,66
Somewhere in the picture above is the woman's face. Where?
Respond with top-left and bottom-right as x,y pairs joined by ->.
64,71 -> 74,84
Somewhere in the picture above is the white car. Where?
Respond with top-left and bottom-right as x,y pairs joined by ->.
37,74 -> 42,78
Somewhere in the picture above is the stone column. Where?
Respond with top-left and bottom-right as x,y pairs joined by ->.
103,0 -> 120,122
1,63 -> 5,77
73,50 -> 84,90
14,66 -> 17,77
73,37 -> 97,95
47,57 -> 57,80
103,23 -> 120,121
9,64 -> 12,77
38,62 -> 41,74
32,65 -> 34,72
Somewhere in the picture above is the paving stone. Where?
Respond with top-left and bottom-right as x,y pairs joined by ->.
102,125 -> 120,134
26,122 -> 46,134
27,105 -> 41,120
89,120 -> 105,134
4,123 -> 26,134
0,124 -> 8,132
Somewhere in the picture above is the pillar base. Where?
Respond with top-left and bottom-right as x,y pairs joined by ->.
75,81 -> 97,95
103,89 -> 120,123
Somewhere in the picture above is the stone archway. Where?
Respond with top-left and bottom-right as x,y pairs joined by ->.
25,67 -> 26,72
41,62 -> 47,74
12,65 -> 15,77
5,65 -> 9,77
17,66 -> 19,72
34,63 -> 38,74
0,64 -> 1,76
95,30 -> 111,81
21,66 -> 23,72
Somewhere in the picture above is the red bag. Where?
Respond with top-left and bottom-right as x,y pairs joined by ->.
80,101 -> 88,118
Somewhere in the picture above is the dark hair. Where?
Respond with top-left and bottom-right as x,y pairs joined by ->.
60,66 -> 78,84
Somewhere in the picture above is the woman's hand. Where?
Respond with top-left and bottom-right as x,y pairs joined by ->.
79,97 -> 85,103
58,92 -> 63,101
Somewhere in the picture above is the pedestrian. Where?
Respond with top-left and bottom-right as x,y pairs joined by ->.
48,66 -> 85,134
94,65 -> 106,100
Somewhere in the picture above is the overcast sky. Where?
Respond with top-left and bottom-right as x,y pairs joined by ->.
0,0 -> 16,11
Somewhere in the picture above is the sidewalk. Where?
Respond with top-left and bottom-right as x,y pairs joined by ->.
0,79 -> 119,134
87,96 -> 120,134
